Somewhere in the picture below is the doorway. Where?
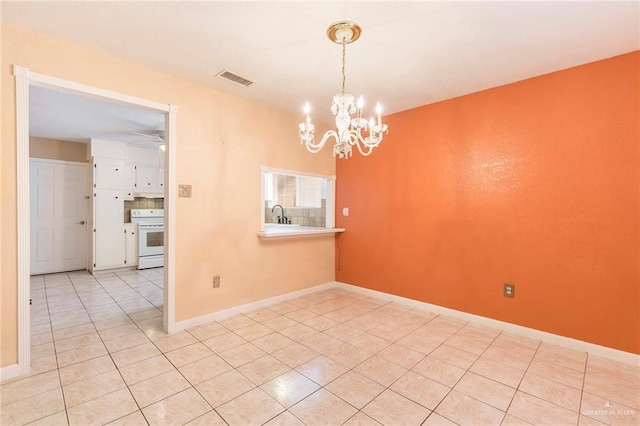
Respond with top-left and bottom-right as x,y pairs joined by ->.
14,65 -> 177,377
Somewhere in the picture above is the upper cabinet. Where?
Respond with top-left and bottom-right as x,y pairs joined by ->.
124,164 -> 135,200
94,158 -> 124,191
88,139 -> 127,160
135,164 -> 157,191
88,139 -> 164,198
126,145 -> 164,197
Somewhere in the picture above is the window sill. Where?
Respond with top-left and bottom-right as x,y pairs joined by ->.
258,225 -> 345,240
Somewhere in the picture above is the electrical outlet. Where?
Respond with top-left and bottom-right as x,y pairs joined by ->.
213,276 -> 220,288
504,283 -> 515,298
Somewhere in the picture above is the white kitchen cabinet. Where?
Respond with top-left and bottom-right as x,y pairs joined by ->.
124,164 -> 135,200
135,165 -> 157,192
93,190 -> 125,270
89,139 -> 126,160
124,223 -> 138,267
156,167 -> 164,193
94,158 -> 124,191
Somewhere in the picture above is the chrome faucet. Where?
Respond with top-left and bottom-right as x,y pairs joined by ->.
271,204 -> 288,224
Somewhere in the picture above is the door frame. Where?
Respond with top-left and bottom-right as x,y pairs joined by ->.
13,65 -> 178,377
29,158 -> 90,275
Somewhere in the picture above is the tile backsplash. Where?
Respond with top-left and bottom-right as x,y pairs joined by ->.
124,197 -> 164,222
265,199 -> 326,227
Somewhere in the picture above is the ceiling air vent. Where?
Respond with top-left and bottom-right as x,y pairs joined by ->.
216,70 -> 254,87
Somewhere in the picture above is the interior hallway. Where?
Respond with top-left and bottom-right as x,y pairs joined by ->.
1,269 -> 638,425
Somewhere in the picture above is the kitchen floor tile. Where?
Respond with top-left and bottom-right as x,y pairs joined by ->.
454,371 -> 516,411
216,387 -> 284,426
519,371 -> 582,412
178,354 -> 232,385
62,369 -> 125,407
67,388 -> 138,426
289,389 -> 357,426
507,391 -> 578,425
354,355 -> 408,387
237,354 -> 290,385
129,369 -> 191,408
261,370 -> 321,408
164,342 -> 213,367
391,370 -> 451,410
295,355 -> 349,386
218,342 -> 267,368
325,370 -> 385,409
118,354 -> 176,385
195,369 -> 255,408
363,389 -> 431,425
141,387 -> 212,426
435,390 -> 505,426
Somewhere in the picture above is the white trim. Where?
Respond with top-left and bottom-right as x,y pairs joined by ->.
259,165 -> 337,233
325,178 -> 336,228
164,105 -> 177,333
260,169 -> 266,233
27,158 -> 87,167
15,65 -> 31,377
0,364 -> 22,383
12,65 -> 177,379
172,282 -> 336,331
335,282 -> 640,366
257,227 -> 345,240
260,165 -> 336,180
15,66 -> 170,113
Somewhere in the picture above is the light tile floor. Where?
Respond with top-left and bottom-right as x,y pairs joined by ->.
2,268 -> 639,425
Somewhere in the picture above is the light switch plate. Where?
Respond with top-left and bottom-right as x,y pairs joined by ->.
178,184 -> 192,198
342,207 -> 349,216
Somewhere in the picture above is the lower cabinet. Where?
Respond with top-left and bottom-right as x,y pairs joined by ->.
93,190 -> 125,270
124,223 -> 138,267
92,191 -> 138,271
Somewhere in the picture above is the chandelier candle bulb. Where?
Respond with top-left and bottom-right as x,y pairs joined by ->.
369,118 -> 375,133
357,96 -> 364,120
376,103 -> 382,126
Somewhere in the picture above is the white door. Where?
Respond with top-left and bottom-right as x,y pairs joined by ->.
30,159 -> 88,275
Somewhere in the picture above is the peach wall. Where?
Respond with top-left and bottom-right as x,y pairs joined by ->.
29,137 -> 87,162
1,24 -> 335,368
336,52 -> 639,354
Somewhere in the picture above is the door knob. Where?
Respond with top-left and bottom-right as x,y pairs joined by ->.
76,220 -> 86,225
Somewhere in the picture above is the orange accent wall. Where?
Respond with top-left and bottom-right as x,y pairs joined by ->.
336,52 -> 639,354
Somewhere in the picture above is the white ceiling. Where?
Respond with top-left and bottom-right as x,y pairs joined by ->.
3,1 -> 638,142
29,85 -> 165,145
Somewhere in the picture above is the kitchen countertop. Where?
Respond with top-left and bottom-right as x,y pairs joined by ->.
257,225 -> 345,240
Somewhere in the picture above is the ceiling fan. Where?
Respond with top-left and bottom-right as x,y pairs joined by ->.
130,130 -> 164,142
129,130 -> 166,151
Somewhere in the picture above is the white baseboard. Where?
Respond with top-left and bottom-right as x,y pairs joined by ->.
170,282 -> 337,332
0,363 -> 22,383
335,282 -> 640,367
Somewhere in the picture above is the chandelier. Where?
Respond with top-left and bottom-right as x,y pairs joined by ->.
299,21 -> 388,159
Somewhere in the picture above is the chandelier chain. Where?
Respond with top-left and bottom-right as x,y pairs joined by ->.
341,40 -> 346,95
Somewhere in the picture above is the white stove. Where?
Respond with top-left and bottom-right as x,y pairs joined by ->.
131,209 -> 164,269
